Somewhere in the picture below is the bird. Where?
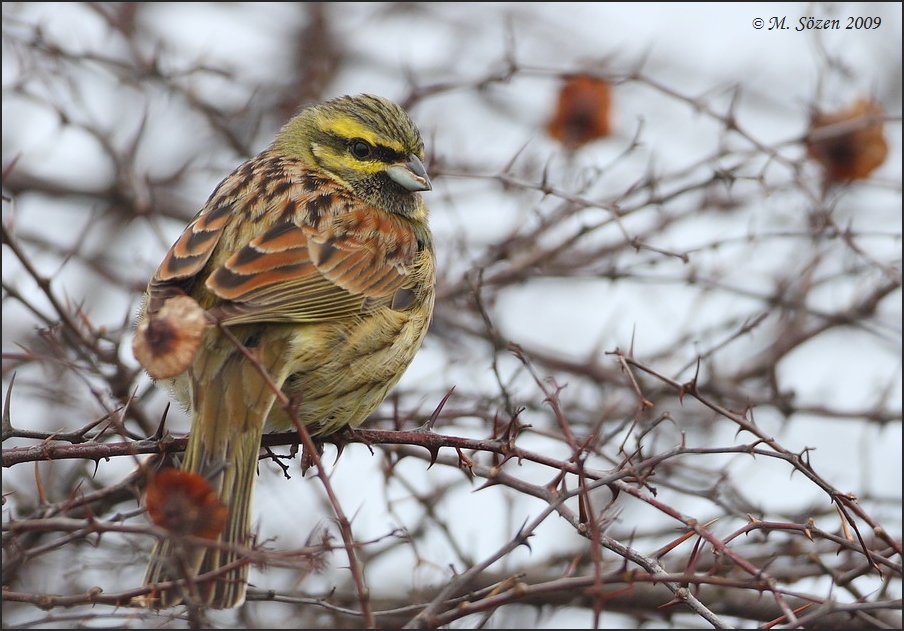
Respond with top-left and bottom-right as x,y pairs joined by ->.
133,93 -> 435,609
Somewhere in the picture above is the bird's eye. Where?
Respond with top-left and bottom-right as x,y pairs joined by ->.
350,139 -> 372,160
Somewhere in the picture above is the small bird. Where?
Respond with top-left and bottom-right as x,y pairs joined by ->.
134,94 -> 435,609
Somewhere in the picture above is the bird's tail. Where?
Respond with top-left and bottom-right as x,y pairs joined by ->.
143,334 -> 287,608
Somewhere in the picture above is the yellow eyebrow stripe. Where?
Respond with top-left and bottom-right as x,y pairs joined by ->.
328,117 -> 406,153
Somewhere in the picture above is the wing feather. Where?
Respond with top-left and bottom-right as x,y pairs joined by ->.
145,154 -> 424,327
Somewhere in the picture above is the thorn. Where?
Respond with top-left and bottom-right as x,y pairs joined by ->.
425,446 -> 440,469
2,372 -> 16,439
456,448 -> 474,478
152,402 -> 171,441
425,386 -> 455,431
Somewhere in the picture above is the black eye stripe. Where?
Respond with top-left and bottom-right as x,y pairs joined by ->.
377,146 -> 406,162
326,133 -> 407,163
350,140 -> 404,163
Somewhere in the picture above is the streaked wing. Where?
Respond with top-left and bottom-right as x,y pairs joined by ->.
208,205 -> 419,325
146,157 -> 422,326
206,218 -> 407,324
146,203 -> 233,316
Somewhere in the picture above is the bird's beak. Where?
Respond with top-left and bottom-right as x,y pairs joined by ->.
387,155 -> 432,192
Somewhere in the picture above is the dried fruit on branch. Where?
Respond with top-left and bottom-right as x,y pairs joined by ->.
547,75 -> 612,150
132,295 -> 207,380
806,98 -> 888,183
145,468 -> 228,540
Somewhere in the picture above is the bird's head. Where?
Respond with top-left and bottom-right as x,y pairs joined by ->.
272,94 -> 431,219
